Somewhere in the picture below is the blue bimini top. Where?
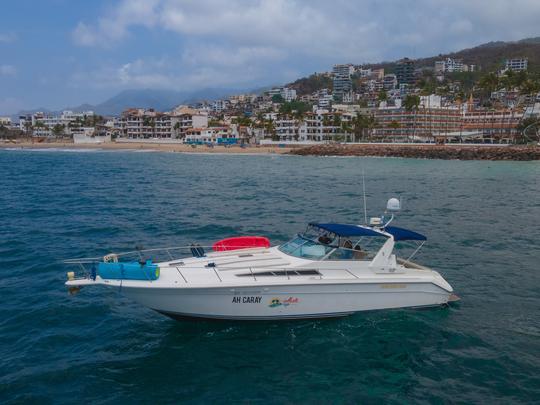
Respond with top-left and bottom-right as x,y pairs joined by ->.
309,223 -> 426,241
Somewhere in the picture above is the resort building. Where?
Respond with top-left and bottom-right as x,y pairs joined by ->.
462,108 -> 524,142
170,106 -> 209,138
373,106 -> 462,141
19,110 -> 95,137
118,106 -> 208,139
184,127 -> 237,144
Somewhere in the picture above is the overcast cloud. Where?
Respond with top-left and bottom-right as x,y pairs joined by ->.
1,0 -> 540,114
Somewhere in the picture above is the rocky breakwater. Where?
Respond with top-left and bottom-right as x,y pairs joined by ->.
289,144 -> 540,161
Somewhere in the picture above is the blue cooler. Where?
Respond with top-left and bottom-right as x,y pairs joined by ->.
98,260 -> 160,280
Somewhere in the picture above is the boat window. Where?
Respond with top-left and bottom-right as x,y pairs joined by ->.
237,269 -> 321,277
278,236 -> 333,260
324,246 -> 372,261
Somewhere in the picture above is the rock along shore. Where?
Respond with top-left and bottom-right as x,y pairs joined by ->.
289,144 -> 540,161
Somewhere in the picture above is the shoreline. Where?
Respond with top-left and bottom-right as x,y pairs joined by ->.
1,140 -> 540,160
0,141 -> 293,155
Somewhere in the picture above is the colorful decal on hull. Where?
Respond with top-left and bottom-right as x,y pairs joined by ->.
268,297 -> 299,308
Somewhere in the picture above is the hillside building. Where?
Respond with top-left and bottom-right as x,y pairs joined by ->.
396,58 -> 415,85
505,58 -> 528,72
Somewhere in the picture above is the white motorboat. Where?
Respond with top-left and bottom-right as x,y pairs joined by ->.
65,198 -> 458,320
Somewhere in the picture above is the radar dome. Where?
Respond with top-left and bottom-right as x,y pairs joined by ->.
386,198 -> 401,212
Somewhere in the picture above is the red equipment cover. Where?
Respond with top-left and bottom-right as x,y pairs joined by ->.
212,236 -> 270,252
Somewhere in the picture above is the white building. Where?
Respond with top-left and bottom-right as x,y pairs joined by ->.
505,58 -> 528,72
435,58 -> 465,73
271,110 -> 354,142
184,126 -> 236,144
119,106 -> 209,139
318,93 -> 333,108
267,86 -> 297,102
212,99 -> 229,112
420,94 -> 442,109
332,64 -> 355,77
0,117 -> 11,126
280,87 -> 297,102
20,110 -> 95,136
383,74 -> 397,90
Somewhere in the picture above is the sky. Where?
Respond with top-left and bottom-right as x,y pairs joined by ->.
1,0 -> 540,115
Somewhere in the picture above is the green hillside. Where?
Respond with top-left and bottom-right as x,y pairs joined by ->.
288,37 -> 540,95
396,37 -> 540,73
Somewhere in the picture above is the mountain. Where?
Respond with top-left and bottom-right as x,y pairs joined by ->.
69,87 -> 246,116
12,87 -> 250,120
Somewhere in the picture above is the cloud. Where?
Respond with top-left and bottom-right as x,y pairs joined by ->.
0,33 -> 17,43
69,46 -> 293,92
72,0 -> 160,46
67,0 -> 540,91
0,65 -> 17,76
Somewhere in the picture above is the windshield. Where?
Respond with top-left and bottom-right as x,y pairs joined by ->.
279,232 -> 386,261
278,235 -> 334,260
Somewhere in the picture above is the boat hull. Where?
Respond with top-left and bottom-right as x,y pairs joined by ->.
121,282 -> 452,321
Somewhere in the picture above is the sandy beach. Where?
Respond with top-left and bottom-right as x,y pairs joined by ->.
2,140 -> 540,160
0,140 -> 293,154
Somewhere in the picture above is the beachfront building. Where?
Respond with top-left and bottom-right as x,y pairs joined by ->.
462,108 -> 524,142
170,106 -> 209,138
19,110 -> 95,137
275,114 -> 300,140
184,126 -> 237,144
373,105 -> 462,141
118,106 -> 208,139
270,109 -> 355,142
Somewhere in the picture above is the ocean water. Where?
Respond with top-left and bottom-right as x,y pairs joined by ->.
0,150 -> 539,404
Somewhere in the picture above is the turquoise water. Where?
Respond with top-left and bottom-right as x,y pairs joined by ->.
1,150 -> 539,403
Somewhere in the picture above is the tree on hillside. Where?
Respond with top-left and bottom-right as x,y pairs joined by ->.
232,115 -> 252,126
272,94 -> 285,103
208,119 -> 222,127
287,73 -> 333,95
478,72 -> 499,93
279,101 -> 311,118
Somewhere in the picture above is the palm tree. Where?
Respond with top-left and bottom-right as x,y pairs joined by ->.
478,72 -> 499,101
352,113 -> 367,142
24,121 -> 33,137
403,95 -> 420,142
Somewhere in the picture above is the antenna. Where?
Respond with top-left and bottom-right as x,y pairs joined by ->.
362,167 -> 367,224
